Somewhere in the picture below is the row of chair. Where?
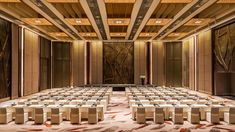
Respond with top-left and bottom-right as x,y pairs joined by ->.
0,106 -> 100,124
136,107 -> 235,124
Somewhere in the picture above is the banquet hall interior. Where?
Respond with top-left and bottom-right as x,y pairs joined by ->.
0,0 -> 235,131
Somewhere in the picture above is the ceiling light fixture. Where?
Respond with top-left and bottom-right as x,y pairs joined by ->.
155,20 -> 162,24
75,19 -> 82,24
145,33 -> 150,36
35,20 -> 41,23
195,20 -> 202,24
115,20 -> 123,24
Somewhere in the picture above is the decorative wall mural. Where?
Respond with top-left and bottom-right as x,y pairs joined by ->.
213,22 -> 235,96
0,18 -> 11,99
214,22 -> 235,72
103,42 -> 134,84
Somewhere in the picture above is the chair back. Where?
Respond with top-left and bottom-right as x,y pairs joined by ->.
16,108 -> 24,114
174,107 -> 183,115
0,108 -> 7,114
51,108 -> 60,114
137,107 -> 145,114
35,108 -> 44,114
229,107 -> 235,114
191,107 -> 199,115
155,107 -> 163,115
88,107 -> 97,114
71,108 -> 79,114
211,107 -> 219,115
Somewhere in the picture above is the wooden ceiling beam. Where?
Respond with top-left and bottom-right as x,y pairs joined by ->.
108,18 -> 130,26
184,18 -> 215,26
97,0 -> 111,39
110,32 -> 126,37
46,0 -> 79,3
79,32 -> 97,37
80,0 -> 102,40
21,0 -> 84,40
158,0 -> 218,40
21,18 -> 53,25
161,0 -> 192,3
150,0 -> 218,40
146,18 -> 172,26
132,0 -> 161,40
139,32 -> 157,37
0,0 -> 20,2
0,4 -> 58,40
177,7 -> 235,40
104,0 -> 136,3
65,18 -> 91,25
125,0 -> 143,39
217,0 -> 235,3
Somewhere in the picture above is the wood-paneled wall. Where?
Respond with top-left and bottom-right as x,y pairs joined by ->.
72,41 -> 86,86
11,23 -> 19,99
182,40 -> 189,87
165,42 -> 182,87
152,41 -> 165,85
188,37 -> 196,90
90,41 -> 103,84
197,30 -> 212,94
39,37 -> 51,91
0,18 -> 11,100
24,29 -> 39,96
52,42 -> 71,88
134,41 -> 146,84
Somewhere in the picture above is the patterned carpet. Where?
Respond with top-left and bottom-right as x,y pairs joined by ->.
0,92 -> 235,132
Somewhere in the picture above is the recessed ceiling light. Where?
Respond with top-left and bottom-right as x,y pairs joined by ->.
75,19 -> 82,24
195,20 -> 202,24
155,20 -> 162,24
115,20 -> 123,24
35,20 -> 41,23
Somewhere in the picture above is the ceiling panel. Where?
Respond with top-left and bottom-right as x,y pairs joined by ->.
106,3 -> 134,18
109,26 -> 128,32
197,3 -> 235,18
151,3 -> 187,18
52,3 -> 87,18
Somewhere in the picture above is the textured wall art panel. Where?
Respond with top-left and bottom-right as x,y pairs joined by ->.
213,22 -> 235,95
0,18 -> 11,99
103,42 -> 134,84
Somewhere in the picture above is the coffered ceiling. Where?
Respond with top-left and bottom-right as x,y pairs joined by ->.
0,0 -> 234,41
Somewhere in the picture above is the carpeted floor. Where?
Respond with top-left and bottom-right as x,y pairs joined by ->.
0,92 -> 235,132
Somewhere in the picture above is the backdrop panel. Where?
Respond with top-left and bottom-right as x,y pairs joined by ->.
103,42 -> 134,84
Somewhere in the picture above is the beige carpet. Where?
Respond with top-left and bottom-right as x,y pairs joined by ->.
0,91 -> 235,132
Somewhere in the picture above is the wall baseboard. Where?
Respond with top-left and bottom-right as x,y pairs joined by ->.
0,97 -> 10,103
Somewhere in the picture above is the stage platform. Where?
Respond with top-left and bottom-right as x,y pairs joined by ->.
85,84 -> 154,91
